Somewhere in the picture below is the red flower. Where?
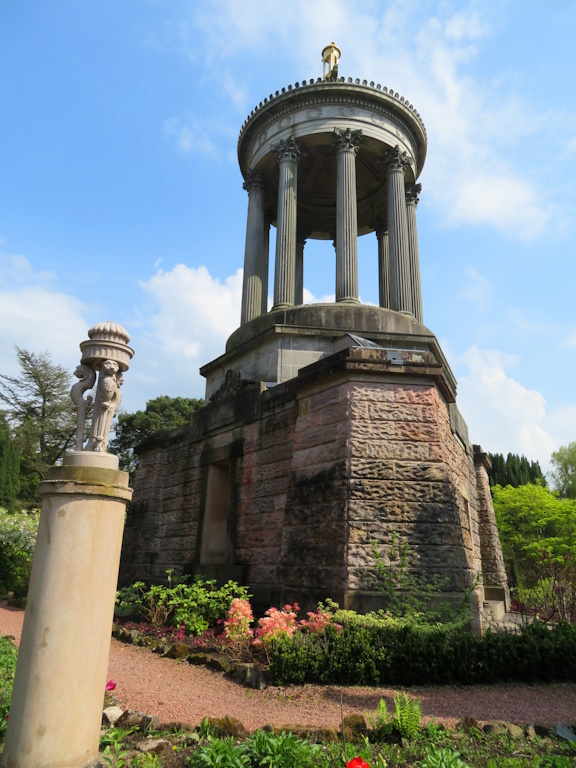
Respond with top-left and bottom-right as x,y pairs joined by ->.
105,680 -> 117,692
347,758 -> 370,768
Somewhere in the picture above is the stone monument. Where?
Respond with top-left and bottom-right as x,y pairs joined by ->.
119,46 -> 509,627
2,322 -> 133,768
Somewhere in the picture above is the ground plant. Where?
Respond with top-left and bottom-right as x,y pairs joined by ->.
91,719 -> 576,768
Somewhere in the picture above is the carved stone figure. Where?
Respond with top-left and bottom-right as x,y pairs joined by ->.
85,360 -> 122,452
70,364 -> 96,451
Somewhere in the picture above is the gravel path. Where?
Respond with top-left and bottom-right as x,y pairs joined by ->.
2,602 -> 576,730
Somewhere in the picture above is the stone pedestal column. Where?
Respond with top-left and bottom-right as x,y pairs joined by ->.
406,183 -> 423,323
334,128 -> 362,304
375,218 -> 390,309
384,146 -> 413,314
1,456 -> 132,768
272,137 -> 304,310
240,170 -> 266,325
295,236 -> 306,305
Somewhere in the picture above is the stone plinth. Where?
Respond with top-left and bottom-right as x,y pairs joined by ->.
1,456 -> 132,768
120,337 -> 507,629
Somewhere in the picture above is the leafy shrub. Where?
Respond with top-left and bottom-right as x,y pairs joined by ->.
254,603 -> 299,647
224,598 -> 254,643
0,637 -> 18,739
0,507 -> 39,597
268,612 -> 576,687
116,574 -> 250,635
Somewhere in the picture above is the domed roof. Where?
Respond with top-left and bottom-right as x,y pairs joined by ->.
87,321 -> 131,345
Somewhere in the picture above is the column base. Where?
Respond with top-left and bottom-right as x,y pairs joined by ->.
271,302 -> 294,311
336,297 -> 361,305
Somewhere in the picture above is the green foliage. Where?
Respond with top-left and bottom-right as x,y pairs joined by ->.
365,697 -> 388,732
187,736 -> 251,768
492,482 -> 576,591
392,691 -> 422,738
268,614 -> 576,687
0,637 -> 18,740
422,744 -> 470,768
0,507 -> 40,596
116,573 -> 250,634
371,533 -> 473,626
0,347 -> 76,504
109,395 -> 204,480
240,729 -> 322,767
488,452 -> 546,488
550,442 -> 576,499
0,414 -> 20,512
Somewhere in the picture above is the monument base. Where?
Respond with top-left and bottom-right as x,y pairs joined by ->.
120,327 -> 509,632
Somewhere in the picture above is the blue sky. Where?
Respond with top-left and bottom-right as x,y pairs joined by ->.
2,1 -> 576,470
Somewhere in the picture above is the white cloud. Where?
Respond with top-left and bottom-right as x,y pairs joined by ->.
0,253 -> 56,288
163,117 -> 222,159
128,264 -> 243,404
303,288 -> 336,304
459,267 -> 492,311
456,345 -> 557,466
0,265 -> 91,379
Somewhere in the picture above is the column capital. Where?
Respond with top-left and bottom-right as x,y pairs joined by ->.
373,216 -> 388,239
405,182 -> 422,205
242,169 -> 266,193
333,127 -> 362,154
271,136 -> 305,163
381,144 -> 413,173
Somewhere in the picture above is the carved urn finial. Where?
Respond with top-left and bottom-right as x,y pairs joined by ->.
70,321 -> 134,453
322,42 -> 341,81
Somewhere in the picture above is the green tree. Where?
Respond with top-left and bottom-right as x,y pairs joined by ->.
492,482 -> 576,588
487,452 -> 546,488
0,347 -> 75,504
0,414 -> 20,512
550,442 -> 576,499
108,395 -> 204,481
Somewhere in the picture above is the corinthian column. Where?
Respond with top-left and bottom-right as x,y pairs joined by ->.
295,235 -> 306,305
383,146 -> 413,314
240,170 -> 266,325
406,183 -> 423,323
375,217 -> 390,309
261,211 -> 272,314
271,137 -> 304,310
333,128 -> 362,303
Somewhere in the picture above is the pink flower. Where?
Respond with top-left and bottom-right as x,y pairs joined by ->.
105,680 -> 117,692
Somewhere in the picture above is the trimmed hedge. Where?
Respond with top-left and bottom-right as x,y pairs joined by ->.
269,620 -> 576,686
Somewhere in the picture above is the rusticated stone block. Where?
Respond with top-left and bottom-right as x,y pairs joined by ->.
394,385 -> 438,405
